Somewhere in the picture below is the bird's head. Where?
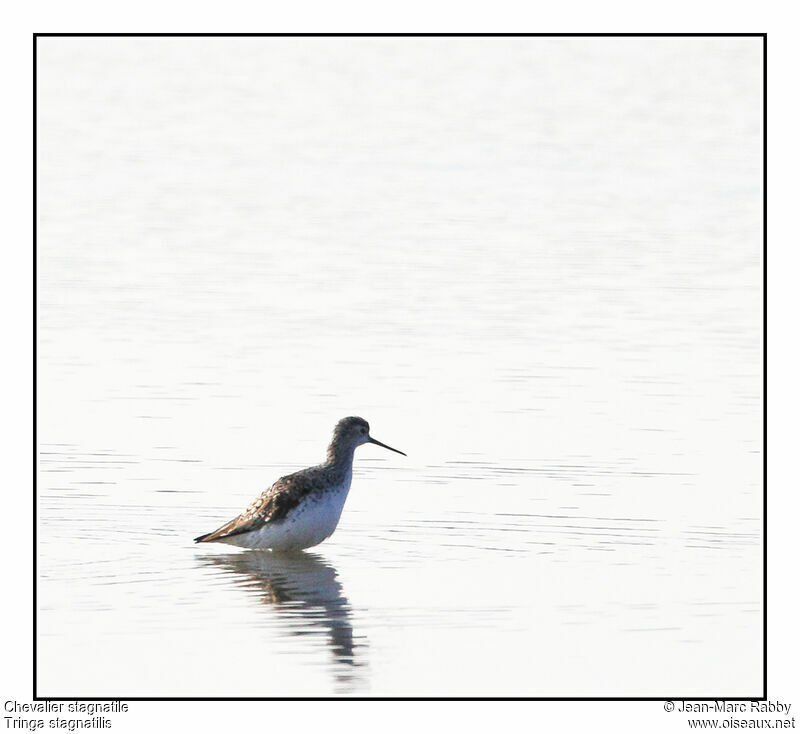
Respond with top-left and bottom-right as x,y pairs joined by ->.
331,416 -> 406,456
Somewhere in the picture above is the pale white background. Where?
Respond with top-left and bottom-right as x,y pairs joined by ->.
2,1 -> 796,732
34,33 -> 761,698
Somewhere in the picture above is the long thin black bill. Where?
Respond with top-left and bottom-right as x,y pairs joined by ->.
368,437 -> 406,456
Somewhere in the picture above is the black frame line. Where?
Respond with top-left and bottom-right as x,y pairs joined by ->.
33,32 -> 39,703
761,30 -> 767,707
32,31 -> 768,703
34,32 -> 765,37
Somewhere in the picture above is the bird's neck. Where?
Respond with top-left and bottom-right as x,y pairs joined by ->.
325,442 -> 356,469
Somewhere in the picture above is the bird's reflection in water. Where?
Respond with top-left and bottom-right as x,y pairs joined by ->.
198,551 -> 366,691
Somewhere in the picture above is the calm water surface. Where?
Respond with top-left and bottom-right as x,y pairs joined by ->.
37,37 -> 762,697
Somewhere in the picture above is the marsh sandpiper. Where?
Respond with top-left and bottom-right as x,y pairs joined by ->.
194,416 -> 405,551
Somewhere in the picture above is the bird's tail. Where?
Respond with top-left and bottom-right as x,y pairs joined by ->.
193,515 -> 243,544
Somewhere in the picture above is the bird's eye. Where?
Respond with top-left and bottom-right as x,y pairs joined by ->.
361,427 -> 367,434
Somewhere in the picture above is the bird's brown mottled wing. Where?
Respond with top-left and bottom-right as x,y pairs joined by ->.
194,471 -> 318,543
